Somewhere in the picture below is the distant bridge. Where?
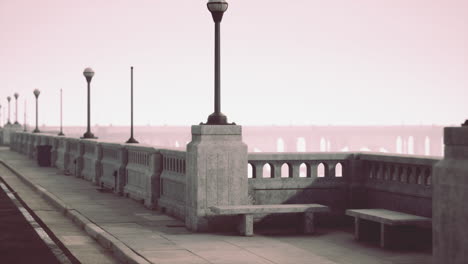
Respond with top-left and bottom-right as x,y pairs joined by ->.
38,125 -> 444,156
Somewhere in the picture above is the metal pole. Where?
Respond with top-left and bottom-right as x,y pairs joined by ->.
15,97 -> 18,124
131,67 -> 134,138
24,100 -> 26,131
87,81 -> 91,134
214,22 -> 221,114
59,89 -> 64,135
205,20 -> 228,125
7,100 -> 11,124
34,97 -> 39,133
126,66 -> 138,143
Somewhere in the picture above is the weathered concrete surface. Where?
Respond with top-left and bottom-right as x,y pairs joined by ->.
185,125 -> 248,231
2,123 -> 22,145
433,126 -> 468,264
0,147 -> 432,264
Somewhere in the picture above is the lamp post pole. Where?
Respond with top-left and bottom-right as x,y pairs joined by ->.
24,100 -> 27,132
14,93 -> 19,124
82,67 -> 96,139
58,89 -> 64,136
0,104 -> 2,128
33,89 -> 40,133
126,66 -> 138,143
7,96 -> 11,125
205,0 -> 230,125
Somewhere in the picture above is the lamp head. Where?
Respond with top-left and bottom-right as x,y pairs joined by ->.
83,67 -> 95,82
33,89 -> 40,98
14,93 -> 19,99
7,96 -> 11,102
207,0 -> 228,22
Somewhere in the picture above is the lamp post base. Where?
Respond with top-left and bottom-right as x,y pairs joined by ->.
58,132 -> 65,136
205,112 -> 234,125
14,121 -> 19,125
81,132 -> 96,139
33,128 -> 40,133
126,137 -> 139,144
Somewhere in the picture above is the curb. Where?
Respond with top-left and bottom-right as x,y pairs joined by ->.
0,159 -> 152,264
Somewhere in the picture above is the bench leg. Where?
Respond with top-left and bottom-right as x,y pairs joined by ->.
380,223 -> 386,248
354,217 -> 360,240
304,212 -> 315,234
238,214 -> 253,236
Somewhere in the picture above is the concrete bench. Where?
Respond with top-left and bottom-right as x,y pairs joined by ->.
346,209 -> 432,248
210,204 -> 330,236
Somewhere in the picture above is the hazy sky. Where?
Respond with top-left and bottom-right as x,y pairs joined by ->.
1,0 -> 467,127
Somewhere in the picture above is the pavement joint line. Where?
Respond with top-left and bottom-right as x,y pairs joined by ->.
0,158 -> 153,264
0,180 -> 73,264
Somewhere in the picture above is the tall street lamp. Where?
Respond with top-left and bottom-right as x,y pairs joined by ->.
7,96 -> 11,125
23,100 -> 27,132
14,93 -> 19,124
33,89 -> 40,133
58,89 -> 64,136
205,0 -> 232,125
82,67 -> 96,139
126,66 -> 138,143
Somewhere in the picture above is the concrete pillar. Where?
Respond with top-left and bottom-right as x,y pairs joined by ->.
2,123 -> 22,146
185,125 -> 248,232
433,126 -> 468,263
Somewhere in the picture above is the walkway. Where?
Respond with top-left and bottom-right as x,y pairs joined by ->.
0,147 -> 431,264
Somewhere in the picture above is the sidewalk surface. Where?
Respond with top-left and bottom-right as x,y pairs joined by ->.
0,147 -> 432,264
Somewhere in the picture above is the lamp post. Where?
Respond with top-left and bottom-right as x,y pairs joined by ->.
14,93 -> 19,124
82,67 -> 96,139
205,0 -> 231,125
126,66 -> 138,143
7,96 -> 11,125
58,89 -> 64,136
33,89 -> 40,133
0,104 -> 2,128
23,100 -> 27,132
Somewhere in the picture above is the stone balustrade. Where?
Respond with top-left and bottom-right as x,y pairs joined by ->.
359,153 -> 437,218
159,149 -> 186,220
55,136 -> 69,171
80,139 -> 101,183
124,144 -> 161,209
247,153 -> 353,215
67,138 -> 83,177
100,142 -> 127,194
6,131 -> 442,229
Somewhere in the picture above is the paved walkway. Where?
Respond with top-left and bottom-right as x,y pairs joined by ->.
0,177 -> 74,264
0,147 -> 432,264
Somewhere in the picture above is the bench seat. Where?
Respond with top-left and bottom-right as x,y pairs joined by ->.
346,209 -> 431,248
210,204 -> 329,236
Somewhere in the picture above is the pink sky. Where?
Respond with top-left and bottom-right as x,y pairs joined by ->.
1,0 -> 467,126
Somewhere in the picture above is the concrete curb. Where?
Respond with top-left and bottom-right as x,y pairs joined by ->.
0,159 -> 152,264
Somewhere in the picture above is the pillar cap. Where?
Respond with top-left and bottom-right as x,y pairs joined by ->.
192,125 -> 241,135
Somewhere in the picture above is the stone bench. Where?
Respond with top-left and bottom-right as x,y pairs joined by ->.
210,204 -> 330,236
346,209 -> 432,248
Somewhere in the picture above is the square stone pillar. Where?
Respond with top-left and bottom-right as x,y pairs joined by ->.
433,126 -> 468,263
185,125 -> 248,232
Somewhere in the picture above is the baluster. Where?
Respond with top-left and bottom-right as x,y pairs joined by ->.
291,162 -> 301,178
327,162 -> 335,178
310,162 -> 318,178
273,163 -> 281,178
